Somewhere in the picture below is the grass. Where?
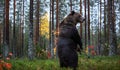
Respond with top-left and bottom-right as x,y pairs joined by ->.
9,55 -> 120,70
78,55 -> 120,70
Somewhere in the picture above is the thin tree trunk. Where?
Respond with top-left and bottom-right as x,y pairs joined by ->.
12,0 -> 16,57
92,26 -> 94,45
51,0 -> 54,58
28,0 -> 34,60
107,0 -> 111,55
97,1 -> 100,55
80,0 -> 82,37
0,24 -> 1,49
88,0 -> 90,45
21,0 -> 24,57
88,0 -> 91,56
56,0 -> 59,37
17,1 -> 22,57
91,5 -> 94,45
98,0 -> 102,55
84,0 -> 87,49
104,0 -> 107,47
3,0 -> 9,57
0,0 -> 3,50
49,0 -> 52,58
35,0 -> 40,45
107,0 -> 110,50
55,0 -> 59,58
112,0 -> 117,55
70,0 -> 72,11
19,0 -> 24,57
39,1 -> 42,48
100,0 -> 102,40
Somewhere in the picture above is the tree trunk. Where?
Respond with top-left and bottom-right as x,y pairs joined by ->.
21,0 -> 24,57
99,0 -> 102,55
97,0 -> 101,55
70,0 -> 72,11
12,0 -> 16,57
35,0 -> 40,45
84,0 -> 87,49
3,0 -> 9,57
49,0 -> 52,58
28,0 -> 34,60
0,26 -> 1,45
108,0 -> 117,56
19,0 -> 24,57
103,0 -> 108,55
56,0 -> 59,37
88,0 -> 91,57
51,0 -> 54,58
100,0 -> 102,44
55,0 -> 59,58
104,0 -> 107,47
80,0 -> 82,38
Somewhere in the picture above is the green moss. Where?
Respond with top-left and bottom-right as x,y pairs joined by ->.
9,56 -> 120,70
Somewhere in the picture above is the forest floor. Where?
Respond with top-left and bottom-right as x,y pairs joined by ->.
5,55 -> 120,70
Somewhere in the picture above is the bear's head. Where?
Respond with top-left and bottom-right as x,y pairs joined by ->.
60,11 -> 85,26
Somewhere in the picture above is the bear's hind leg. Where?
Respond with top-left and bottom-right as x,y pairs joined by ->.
59,56 -> 69,67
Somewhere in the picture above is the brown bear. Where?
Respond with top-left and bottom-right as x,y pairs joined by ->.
57,11 -> 85,70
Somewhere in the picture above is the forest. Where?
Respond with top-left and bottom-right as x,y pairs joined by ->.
0,0 -> 120,70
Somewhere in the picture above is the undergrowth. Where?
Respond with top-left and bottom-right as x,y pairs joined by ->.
9,55 -> 120,70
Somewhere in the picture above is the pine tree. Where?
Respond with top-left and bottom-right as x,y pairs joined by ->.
3,0 -> 9,57
107,0 -> 117,56
28,0 -> 34,60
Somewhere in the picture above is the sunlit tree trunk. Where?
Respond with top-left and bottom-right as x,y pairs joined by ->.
28,0 -> 34,60
3,0 -> 9,57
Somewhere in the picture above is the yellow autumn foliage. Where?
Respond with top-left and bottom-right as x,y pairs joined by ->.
40,12 -> 49,39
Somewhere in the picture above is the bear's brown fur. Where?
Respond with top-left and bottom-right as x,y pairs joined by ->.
57,11 -> 85,70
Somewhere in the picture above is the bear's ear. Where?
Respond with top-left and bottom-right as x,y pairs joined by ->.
70,11 -> 75,15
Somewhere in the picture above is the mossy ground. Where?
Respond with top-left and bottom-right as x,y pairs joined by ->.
9,55 -> 120,70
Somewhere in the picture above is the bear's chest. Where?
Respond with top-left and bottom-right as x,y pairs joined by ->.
59,25 -> 75,38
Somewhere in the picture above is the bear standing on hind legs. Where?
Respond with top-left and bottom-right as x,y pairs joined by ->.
57,11 -> 85,70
